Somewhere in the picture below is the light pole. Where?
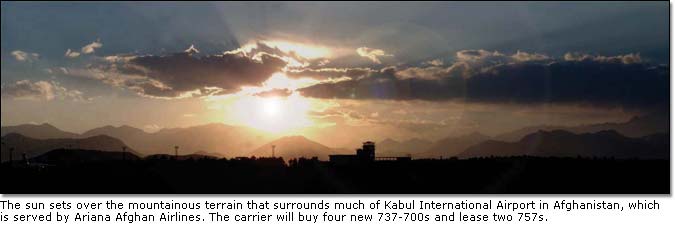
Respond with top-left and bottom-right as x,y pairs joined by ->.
9,147 -> 14,167
22,153 -> 28,166
174,146 -> 179,160
272,145 -> 276,158
122,146 -> 127,161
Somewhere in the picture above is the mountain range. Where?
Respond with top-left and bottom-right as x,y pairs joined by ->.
249,136 -> 349,160
1,123 -> 79,139
0,133 -> 138,162
417,132 -> 491,158
460,130 -> 669,159
80,123 -> 274,157
377,138 -> 433,156
3,123 -> 273,157
494,114 -> 669,142
31,149 -> 141,165
1,114 -> 669,160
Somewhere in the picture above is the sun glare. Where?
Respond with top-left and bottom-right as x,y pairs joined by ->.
263,97 -> 281,117
262,40 -> 332,59
264,72 -> 319,90
205,73 -> 330,134
229,94 -> 313,133
239,40 -> 334,60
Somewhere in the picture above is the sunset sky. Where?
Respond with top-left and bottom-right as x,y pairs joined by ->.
1,2 -> 669,148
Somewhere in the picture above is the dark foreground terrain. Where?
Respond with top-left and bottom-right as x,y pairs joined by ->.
0,154 -> 669,194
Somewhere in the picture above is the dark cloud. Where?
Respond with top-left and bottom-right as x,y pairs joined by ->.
101,51 -> 287,98
253,88 -> 293,98
298,52 -> 669,111
285,68 -> 374,80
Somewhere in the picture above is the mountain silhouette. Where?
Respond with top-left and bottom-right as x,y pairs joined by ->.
495,114 -> 669,142
31,149 -> 141,165
419,132 -> 491,158
192,151 -> 225,158
1,123 -> 274,157
81,123 -> 273,157
250,135 -> 338,160
460,130 -> 668,159
2,115 -> 668,160
1,133 -> 137,162
1,123 -> 79,139
144,153 -> 218,160
377,138 -> 433,156
82,125 -> 148,141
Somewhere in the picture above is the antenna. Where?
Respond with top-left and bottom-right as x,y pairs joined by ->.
22,153 -> 28,166
272,145 -> 276,158
9,147 -> 14,167
122,146 -> 127,161
174,146 -> 179,160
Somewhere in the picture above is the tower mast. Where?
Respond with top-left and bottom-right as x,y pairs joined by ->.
122,146 -> 127,161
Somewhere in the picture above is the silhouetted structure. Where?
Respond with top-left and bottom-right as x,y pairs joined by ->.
9,147 -> 14,165
330,141 -> 375,165
1,155 -> 668,194
358,141 -> 375,160
330,141 -> 411,165
22,153 -> 28,166
122,146 -> 127,161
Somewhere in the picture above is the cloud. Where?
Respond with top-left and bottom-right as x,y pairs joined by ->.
395,50 -> 555,80
11,50 -> 40,62
511,51 -> 551,62
564,52 -> 642,64
225,41 -> 331,69
1,80 -> 86,101
184,44 -> 200,54
64,40 -> 103,58
64,49 -> 81,58
356,47 -> 392,64
298,51 -> 668,111
424,59 -> 444,66
81,40 -> 103,54
253,88 -> 293,98
285,68 -> 374,80
456,49 -> 551,64
395,66 -> 451,80
86,50 -> 287,98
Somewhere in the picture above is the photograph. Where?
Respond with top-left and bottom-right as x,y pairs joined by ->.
0,1 -> 669,194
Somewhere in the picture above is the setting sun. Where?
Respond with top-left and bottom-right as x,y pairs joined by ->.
204,72 -> 327,134
229,93 -> 313,133
262,97 -> 281,117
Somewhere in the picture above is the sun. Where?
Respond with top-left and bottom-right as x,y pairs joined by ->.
228,93 -> 313,133
207,73 -> 328,134
262,97 -> 281,117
